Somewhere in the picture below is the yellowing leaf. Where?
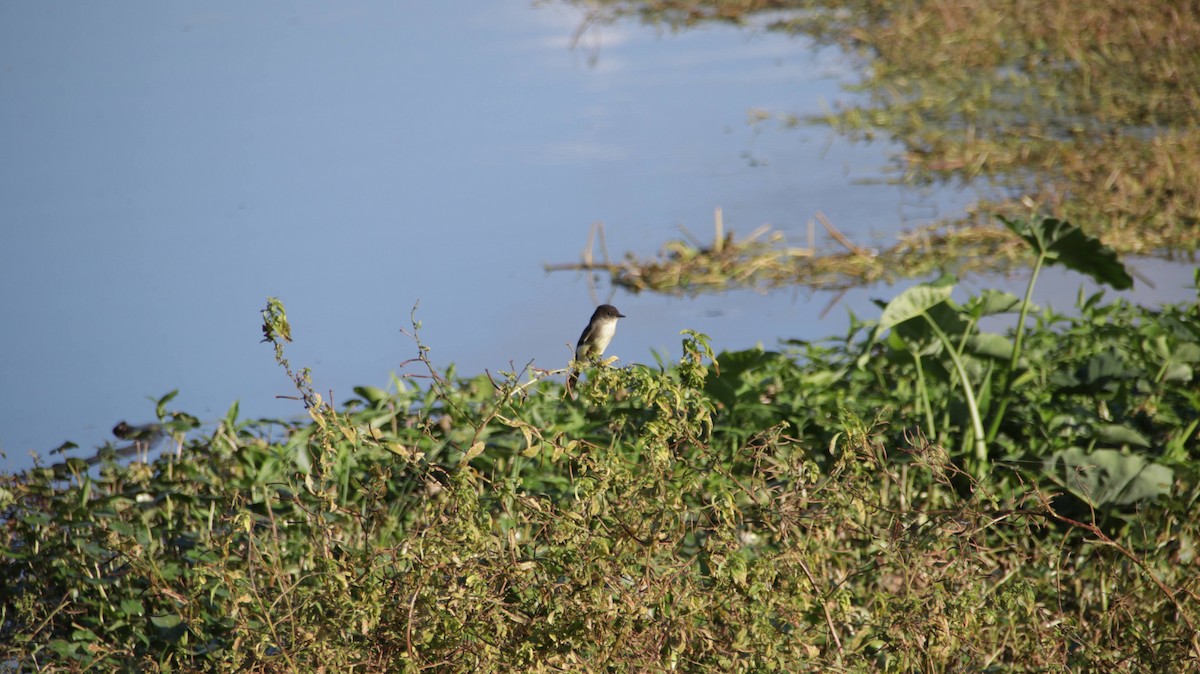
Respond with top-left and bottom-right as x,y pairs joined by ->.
461,442 -> 486,465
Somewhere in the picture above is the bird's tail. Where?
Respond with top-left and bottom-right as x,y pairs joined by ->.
566,369 -> 580,396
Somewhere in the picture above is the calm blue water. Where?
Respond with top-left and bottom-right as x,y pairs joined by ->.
1,2 -> 1192,473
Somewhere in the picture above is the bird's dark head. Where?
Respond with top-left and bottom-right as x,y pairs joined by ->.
594,304 -> 626,320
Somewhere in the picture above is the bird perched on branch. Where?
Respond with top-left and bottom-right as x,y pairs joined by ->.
567,304 -> 625,393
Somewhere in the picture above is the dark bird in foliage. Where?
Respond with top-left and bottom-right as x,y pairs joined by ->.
568,304 -> 625,393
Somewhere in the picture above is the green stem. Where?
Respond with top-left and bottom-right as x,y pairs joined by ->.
913,352 -> 937,441
924,316 -> 988,467
985,252 -> 1045,442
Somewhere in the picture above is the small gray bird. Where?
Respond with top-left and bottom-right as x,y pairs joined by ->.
568,304 -> 626,392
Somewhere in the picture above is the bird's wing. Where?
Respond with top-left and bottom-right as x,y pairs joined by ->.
575,323 -> 600,358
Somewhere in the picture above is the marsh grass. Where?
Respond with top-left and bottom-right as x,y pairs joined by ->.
566,0 -> 1200,290
548,211 -> 1027,294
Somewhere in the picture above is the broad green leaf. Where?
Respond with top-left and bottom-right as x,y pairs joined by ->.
48,639 -> 80,657
1044,447 -> 1172,506
1094,424 -> 1151,448
705,349 -> 782,408
1161,342 -> 1199,382
150,614 -> 183,629
967,333 -> 1014,360
1076,349 -> 1136,385
878,284 -> 954,332
1172,342 -> 1200,363
354,386 -> 390,406
1002,216 -> 1133,290
71,627 -> 99,642
150,613 -> 188,642
121,599 -> 145,617
1164,363 -> 1193,382
896,300 -> 967,343
965,289 -> 1022,317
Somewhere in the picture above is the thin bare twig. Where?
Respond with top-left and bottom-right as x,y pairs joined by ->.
1033,487 -> 1200,662
796,556 -> 844,655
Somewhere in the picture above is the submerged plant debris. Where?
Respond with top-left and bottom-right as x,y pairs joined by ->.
547,211 -> 1027,294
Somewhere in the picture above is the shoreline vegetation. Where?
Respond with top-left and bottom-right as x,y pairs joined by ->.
3,220 -> 1199,670
545,208 -> 1036,295
553,0 -> 1199,293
